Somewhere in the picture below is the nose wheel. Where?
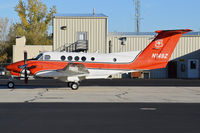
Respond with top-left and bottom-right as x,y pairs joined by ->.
7,81 -> 15,88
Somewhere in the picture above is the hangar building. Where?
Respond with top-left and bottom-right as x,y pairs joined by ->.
53,14 -> 108,53
13,13 -> 200,79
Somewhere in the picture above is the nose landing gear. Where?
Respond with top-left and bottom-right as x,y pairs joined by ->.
7,81 -> 15,88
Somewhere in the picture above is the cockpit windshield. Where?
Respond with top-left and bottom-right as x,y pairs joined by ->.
33,53 -> 43,60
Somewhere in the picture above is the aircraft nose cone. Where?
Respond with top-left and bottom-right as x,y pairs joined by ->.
6,64 -> 13,71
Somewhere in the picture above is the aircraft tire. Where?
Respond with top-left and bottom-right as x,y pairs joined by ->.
7,81 -> 15,88
67,82 -> 72,87
71,82 -> 79,90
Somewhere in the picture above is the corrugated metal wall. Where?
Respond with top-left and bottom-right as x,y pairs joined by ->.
107,35 -> 200,59
53,16 -> 107,53
107,35 -> 153,53
171,36 -> 200,59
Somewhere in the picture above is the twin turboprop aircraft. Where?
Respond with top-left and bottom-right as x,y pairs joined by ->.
6,29 -> 192,90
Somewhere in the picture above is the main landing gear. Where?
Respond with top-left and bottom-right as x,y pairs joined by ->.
68,82 -> 79,90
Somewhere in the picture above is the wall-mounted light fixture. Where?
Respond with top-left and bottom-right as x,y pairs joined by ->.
61,26 -> 67,30
119,37 -> 127,45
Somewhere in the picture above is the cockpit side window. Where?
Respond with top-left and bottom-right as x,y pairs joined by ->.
44,55 -> 51,60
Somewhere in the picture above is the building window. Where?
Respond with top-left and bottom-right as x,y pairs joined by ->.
44,55 -> 51,60
61,56 -> 66,61
68,56 -> 72,61
75,56 -> 79,61
77,32 -> 87,41
91,57 -> 95,61
81,56 -> 86,62
191,61 -> 196,69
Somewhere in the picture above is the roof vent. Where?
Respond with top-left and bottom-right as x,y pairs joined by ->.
93,8 -> 95,16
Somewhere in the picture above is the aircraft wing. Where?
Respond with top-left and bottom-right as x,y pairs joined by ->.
56,63 -> 89,77
35,63 -> 89,78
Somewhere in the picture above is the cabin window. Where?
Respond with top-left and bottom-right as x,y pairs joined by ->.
61,55 -> 66,61
44,55 -> 51,60
113,58 -> 117,62
81,56 -> 86,62
75,56 -> 79,61
68,56 -> 72,61
91,57 -> 95,61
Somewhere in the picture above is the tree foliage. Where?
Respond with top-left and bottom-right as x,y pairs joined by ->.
0,17 -> 9,63
13,0 -> 56,45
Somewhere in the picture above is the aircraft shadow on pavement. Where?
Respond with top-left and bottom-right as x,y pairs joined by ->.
1,79 -> 200,89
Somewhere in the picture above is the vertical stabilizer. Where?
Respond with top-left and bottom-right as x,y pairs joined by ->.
132,29 -> 192,70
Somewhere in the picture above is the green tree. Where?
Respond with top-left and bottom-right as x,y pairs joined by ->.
13,0 -> 56,45
0,17 -> 9,63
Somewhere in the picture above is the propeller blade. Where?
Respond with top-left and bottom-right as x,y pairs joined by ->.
18,64 -> 27,69
24,68 -> 28,84
27,65 -> 37,70
24,51 -> 27,64
24,51 -> 28,84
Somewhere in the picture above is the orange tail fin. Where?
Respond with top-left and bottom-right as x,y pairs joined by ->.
132,29 -> 192,70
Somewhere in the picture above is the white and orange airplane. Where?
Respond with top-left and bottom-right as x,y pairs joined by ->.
6,29 -> 192,89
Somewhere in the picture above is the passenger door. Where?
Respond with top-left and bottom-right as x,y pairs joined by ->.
188,59 -> 199,78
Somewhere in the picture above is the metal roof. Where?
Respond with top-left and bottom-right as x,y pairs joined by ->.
108,32 -> 155,36
108,32 -> 200,36
54,13 -> 108,18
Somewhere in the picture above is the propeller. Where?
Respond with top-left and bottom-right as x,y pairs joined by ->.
24,51 -> 28,84
18,51 -> 37,84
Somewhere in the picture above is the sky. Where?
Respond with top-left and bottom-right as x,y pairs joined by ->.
0,0 -> 200,32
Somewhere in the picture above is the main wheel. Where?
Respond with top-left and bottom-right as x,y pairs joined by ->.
7,81 -> 15,88
68,82 -> 72,87
70,82 -> 79,90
